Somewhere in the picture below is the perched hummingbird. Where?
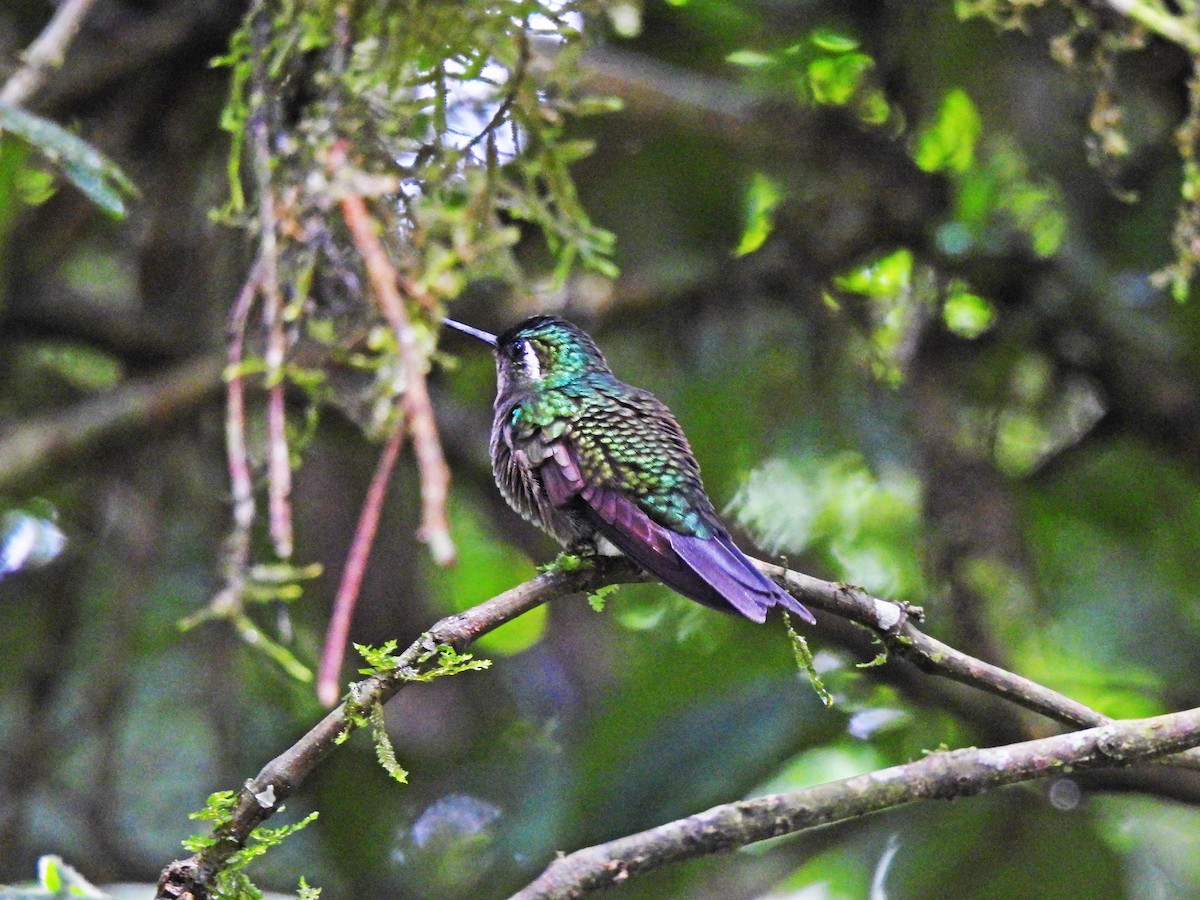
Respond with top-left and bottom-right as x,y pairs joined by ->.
443,315 -> 814,625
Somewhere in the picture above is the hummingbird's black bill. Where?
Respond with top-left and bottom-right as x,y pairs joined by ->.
443,318 -> 498,347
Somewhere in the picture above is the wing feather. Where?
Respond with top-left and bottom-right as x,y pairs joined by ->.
533,435 -> 813,623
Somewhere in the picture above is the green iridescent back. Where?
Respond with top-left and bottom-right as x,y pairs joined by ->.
510,372 -> 718,539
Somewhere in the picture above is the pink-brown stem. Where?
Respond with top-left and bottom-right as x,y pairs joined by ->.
251,22 -> 294,562
331,140 -> 456,565
316,413 -> 408,706
225,266 -> 261,542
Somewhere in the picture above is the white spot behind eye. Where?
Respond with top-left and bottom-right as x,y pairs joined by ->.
522,341 -> 542,380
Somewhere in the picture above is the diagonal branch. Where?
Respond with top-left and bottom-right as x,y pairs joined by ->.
759,564 -> 1126,734
511,704 -> 1200,899
157,548 -> 1200,899
760,561 -> 1200,771
0,0 -> 102,107
1102,0 -> 1200,54
0,354 -> 225,492
156,557 -> 641,900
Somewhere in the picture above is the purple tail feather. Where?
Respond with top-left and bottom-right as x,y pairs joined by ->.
665,531 -> 815,624
568,477 -> 815,624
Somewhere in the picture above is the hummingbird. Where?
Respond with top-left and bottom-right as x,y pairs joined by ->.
443,315 -> 814,625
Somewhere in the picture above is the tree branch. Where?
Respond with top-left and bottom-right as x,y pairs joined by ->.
0,354 -> 225,492
157,546 -> 1200,898
0,0 -> 102,107
511,704 -> 1200,899
156,557 -> 641,900
1103,0 -> 1200,54
759,561 -> 1200,771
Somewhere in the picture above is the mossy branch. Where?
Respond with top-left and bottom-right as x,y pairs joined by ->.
511,704 -> 1200,899
158,552 -> 1200,898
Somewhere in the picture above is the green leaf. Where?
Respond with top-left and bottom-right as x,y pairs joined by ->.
807,53 -> 873,105
734,172 -> 783,257
942,286 -> 996,338
355,639 -> 401,675
787,616 -> 834,707
914,88 -> 981,174
0,103 -> 138,217
951,137 -> 1067,258
409,644 -> 492,682
39,857 -> 62,892
726,49 -> 777,68
856,90 -> 891,125
231,614 -> 313,682
809,28 -> 860,53
588,583 -> 620,612
30,342 -> 124,391
16,165 -> 55,205
31,856 -> 107,898
834,248 -> 913,297
540,551 -> 588,574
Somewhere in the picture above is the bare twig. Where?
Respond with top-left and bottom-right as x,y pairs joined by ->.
251,7 -> 294,561
0,354 -> 225,491
316,412 -> 408,707
331,141 -> 457,565
264,361 -> 293,557
1103,0 -> 1200,54
511,704 -> 1200,899
0,0 -> 102,107
193,265 -> 263,628
461,30 -> 530,161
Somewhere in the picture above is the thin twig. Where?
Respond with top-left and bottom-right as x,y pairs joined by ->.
460,29 -> 530,161
226,264 -> 262,559
251,7 -> 294,561
189,265 -> 263,628
0,0 -> 102,107
264,371 -> 293,558
1103,0 -> 1200,54
330,141 -> 457,565
316,412 -> 408,707
511,704 -> 1200,899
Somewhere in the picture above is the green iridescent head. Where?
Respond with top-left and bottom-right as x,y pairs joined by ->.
445,315 -> 612,394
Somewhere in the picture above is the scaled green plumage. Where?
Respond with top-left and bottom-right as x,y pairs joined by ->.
443,314 -> 814,624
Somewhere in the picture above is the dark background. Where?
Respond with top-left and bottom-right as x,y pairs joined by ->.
3,0 -> 1200,896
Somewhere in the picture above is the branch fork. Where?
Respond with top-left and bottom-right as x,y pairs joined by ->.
158,550 -> 1200,899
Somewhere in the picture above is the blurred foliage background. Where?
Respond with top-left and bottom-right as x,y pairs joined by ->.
4,0 -> 1200,897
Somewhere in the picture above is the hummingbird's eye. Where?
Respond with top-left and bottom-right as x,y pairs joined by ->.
509,338 -> 543,380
